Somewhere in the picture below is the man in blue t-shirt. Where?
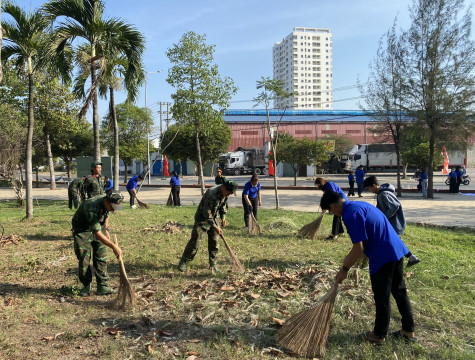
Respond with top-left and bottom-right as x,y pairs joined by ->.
448,168 -> 457,194
169,171 -> 181,206
355,165 -> 365,197
419,168 -> 428,198
242,175 -> 262,228
315,177 -> 347,240
320,190 -> 416,344
126,174 -> 144,208
455,166 -> 463,193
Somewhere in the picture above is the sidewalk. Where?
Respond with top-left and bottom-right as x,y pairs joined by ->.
1,185 -> 473,229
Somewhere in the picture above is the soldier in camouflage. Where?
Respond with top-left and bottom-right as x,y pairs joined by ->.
83,160 -> 105,198
71,191 -> 124,297
68,176 -> 86,209
178,180 -> 238,274
215,168 -> 228,227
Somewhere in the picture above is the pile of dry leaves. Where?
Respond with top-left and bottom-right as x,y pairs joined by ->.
0,234 -> 22,246
141,222 -> 185,235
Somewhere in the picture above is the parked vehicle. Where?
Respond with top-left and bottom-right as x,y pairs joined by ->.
219,147 -> 267,175
445,175 -> 471,186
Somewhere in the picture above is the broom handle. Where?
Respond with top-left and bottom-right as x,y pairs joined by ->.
218,233 -> 234,255
112,234 -> 128,278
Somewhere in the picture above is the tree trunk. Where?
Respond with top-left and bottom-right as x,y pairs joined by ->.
90,50 -> 101,161
395,145 -> 401,197
195,126 -> 205,195
428,133 -> 435,198
179,160 -> 183,176
272,145 -> 279,209
25,64 -> 34,219
66,159 -> 71,179
35,167 -> 39,188
124,163 -> 128,183
293,167 -> 297,186
403,164 -> 408,179
44,128 -> 56,190
110,86 -> 119,191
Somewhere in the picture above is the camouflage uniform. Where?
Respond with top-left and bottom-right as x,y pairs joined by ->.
71,196 -> 110,287
180,185 -> 228,267
83,175 -> 105,199
68,178 -> 84,209
215,175 -> 228,220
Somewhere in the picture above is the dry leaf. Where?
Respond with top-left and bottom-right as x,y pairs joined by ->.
5,299 -> 13,306
405,272 -> 414,278
309,289 -> 321,297
441,275 -> 450,280
272,317 -> 285,326
220,286 -> 235,291
249,293 -> 260,299
187,351 -> 199,356
186,356 -> 197,360
105,327 -> 120,335
187,339 -> 201,343
42,336 -> 54,342
147,345 -> 155,354
158,330 -> 174,337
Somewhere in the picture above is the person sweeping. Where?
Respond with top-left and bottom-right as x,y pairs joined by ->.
321,190 -> 417,344
126,174 -> 144,209
177,180 -> 238,274
315,177 -> 346,240
71,191 -> 124,297
169,171 -> 181,206
242,174 -> 261,230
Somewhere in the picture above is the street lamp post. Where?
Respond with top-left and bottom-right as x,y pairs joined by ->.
144,70 -> 161,185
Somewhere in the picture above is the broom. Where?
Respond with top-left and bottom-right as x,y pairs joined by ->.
298,211 -> 327,239
135,196 -> 150,209
218,233 -> 246,273
277,283 -> 338,358
166,191 -> 173,206
112,235 -> 137,309
248,213 -> 262,235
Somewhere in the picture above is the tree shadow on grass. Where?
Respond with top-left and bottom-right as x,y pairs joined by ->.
22,234 -> 72,242
245,258 -> 320,271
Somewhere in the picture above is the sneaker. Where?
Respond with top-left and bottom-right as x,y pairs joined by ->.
177,259 -> 186,272
407,258 -> 421,267
78,284 -> 91,297
96,285 -> 117,295
130,205 -> 138,209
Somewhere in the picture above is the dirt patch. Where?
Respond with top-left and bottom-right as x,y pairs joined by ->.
141,221 -> 185,235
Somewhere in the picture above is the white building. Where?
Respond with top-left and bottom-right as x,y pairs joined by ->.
273,27 -> 333,110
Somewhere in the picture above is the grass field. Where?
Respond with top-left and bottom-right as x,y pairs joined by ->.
0,200 -> 474,359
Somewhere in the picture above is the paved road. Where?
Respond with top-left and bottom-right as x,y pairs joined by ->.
1,180 -> 474,229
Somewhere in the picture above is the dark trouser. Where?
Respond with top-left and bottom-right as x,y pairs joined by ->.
454,179 -> 461,193
73,231 -> 109,286
348,182 -> 355,196
357,182 -> 364,196
370,258 -> 415,337
332,215 -> 344,236
242,195 -> 258,227
128,189 -> 135,207
180,224 -> 218,266
68,189 -> 79,209
172,185 -> 181,206
449,178 -> 456,193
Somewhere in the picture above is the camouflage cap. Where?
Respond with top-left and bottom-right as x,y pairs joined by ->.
91,160 -> 103,169
106,190 -> 124,210
224,180 -> 238,196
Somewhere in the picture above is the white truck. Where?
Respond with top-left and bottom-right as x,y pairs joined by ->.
219,147 -> 267,175
343,144 -> 467,172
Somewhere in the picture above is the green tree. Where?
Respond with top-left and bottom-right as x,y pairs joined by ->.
402,142 -> 443,169
402,0 -> 475,198
35,77 -> 80,189
166,31 -> 237,195
44,0 -> 145,162
161,118 -> 231,172
322,134 -> 355,157
101,103 -> 153,182
279,136 -> 328,186
2,1 -> 51,219
0,0 -> 3,84
253,77 -> 295,209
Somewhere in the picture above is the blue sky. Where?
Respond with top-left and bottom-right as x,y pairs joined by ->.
9,0 -> 475,129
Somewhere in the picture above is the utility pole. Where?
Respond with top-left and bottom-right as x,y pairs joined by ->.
159,102 -> 163,138
166,102 -> 170,129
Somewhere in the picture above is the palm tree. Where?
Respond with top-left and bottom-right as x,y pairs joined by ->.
2,1 -> 50,219
43,0 -> 145,162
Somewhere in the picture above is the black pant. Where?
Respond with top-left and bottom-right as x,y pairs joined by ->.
348,182 -> 355,196
171,185 -> 181,206
370,258 -> 415,337
242,195 -> 258,227
449,178 -> 456,193
454,179 -> 461,193
332,215 -> 344,236
357,182 -> 364,196
128,190 -> 135,207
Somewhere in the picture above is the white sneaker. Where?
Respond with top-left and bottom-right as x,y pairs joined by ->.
130,205 -> 137,209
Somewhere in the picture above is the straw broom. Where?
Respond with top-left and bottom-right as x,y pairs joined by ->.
298,211 -> 326,239
277,283 -> 338,358
166,191 -> 173,206
112,235 -> 137,309
218,233 -> 246,273
248,213 -> 262,235
135,196 -> 150,209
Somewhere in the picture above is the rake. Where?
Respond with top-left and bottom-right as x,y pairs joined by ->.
112,235 -> 136,310
298,211 -> 326,239
277,283 -> 338,357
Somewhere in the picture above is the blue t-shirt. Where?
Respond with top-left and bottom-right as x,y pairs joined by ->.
456,170 -> 463,178
342,201 -> 409,275
324,182 -> 348,201
420,171 -> 427,180
449,171 -> 457,179
242,181 -> 261,199
105,179 -> 113,191
126,175 -> 140,191
355,169 -> 365,183
348,174 -> 355,182
170,176 -> 180,186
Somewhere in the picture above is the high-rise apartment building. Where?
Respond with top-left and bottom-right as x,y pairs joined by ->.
273,27 -> 332,109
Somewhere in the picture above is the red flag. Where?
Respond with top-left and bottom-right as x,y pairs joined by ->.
442,146 -> 449,175
163,156 -> 170,176
268,151 -> 274,176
